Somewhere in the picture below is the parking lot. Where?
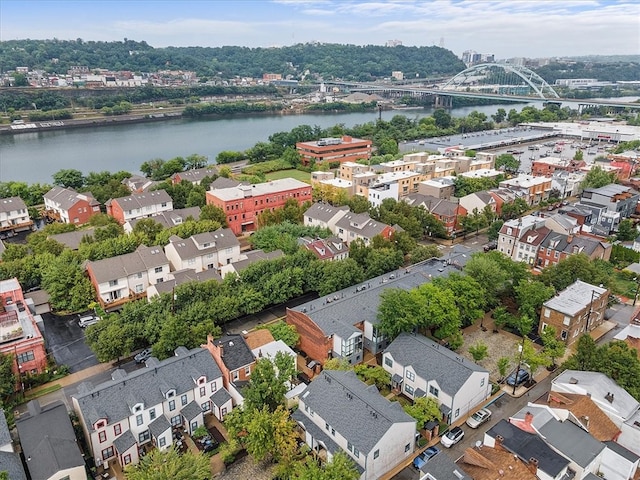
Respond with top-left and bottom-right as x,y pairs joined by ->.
42,312 -> 99,373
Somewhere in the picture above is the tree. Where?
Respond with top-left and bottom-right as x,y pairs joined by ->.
403,396 -> 441,428
243,353 -> 295,412
40,250 -> 94,311
573,149 -> 584,161
260,320 -> 299,347
616,219 -> 638,242
199,204 -> 227,225
85,317 -> 135,363
468,342 -> 488,363
354,364 -> 391,390
323,358 -> 351,371
433,109 -> 452,129
497,357 -> 510,381
514,279 -> 555,320
0,352 -> 16,400
124,447 -> 209,480
434,273 -> 487,327
541,326 -> 566,367
563,334 -> 599,371
520,337 -> 551,376
581,165 -> 617,190
291,451 -> 360,480
539,253 -> 611,292
487,219 -> 504,241
52,169 -> 84,189
495,154 -> 520,173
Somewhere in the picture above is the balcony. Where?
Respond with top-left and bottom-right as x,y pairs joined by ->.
98,290 -> 147,310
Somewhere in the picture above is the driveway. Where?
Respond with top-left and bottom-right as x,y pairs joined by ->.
42,312 -> 99,373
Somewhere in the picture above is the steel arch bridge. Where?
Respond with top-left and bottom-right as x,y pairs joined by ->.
441,63 -> 560,99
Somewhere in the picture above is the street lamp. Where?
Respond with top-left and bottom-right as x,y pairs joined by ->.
512,340 -> 525,396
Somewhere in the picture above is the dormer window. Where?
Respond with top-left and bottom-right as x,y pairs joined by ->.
133,404 -> 144,413
198,377 -> 206,385
166,389 -> 176,399
96,420 -> 106,429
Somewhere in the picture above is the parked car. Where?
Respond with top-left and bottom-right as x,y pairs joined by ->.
440,426 -> 464,448
506,368 -> 530,387
78,314 -> 100,328
466,408 -> 492,429
413,446 -> 440,469
134,348 -> 153,364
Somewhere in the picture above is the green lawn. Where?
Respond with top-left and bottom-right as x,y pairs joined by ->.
264,169 -> 311,183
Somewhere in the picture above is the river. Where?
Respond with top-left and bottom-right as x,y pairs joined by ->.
0,102 -> 538,184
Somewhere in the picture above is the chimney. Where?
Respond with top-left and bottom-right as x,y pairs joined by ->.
527,457 -> 539,475
524,411 -> 534,426
258,349 -> 263,358
605,392 -> 615,403
219,345 -> 224,357
581,416 -> 590,429
495,435 -> 505,451
26,400 -> 42,417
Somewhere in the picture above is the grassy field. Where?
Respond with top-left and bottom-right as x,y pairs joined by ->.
264,169 -> 312,183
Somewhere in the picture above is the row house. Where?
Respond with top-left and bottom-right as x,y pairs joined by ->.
206,178 -> 312,235
121,175 -> 157,193
299,236 -> 349,261
488,187 -> 519,216
458,168 -> 503,181
164,228 -> 241,273
580,184 -> 640,234
417,177 -> 455,200
593,157 -> 633,181
539,280 -> 609,345
552,370 -> 640,457
43,186 -> 101,225
123,206 -> 202,233
0,197 -> 33,234
303,203 -> 349,232
16,400 -> 85,480
334,211 -> 395,246
292,369 -> 416,480
171,167 -> 218,186
72,347 -> 232,470
295,136 -> 372,166
0,278 -> 48,376
536,232 -> 611,269
513,225 -> 551,266
531,156 -> 586,176
106,190 -> 173,225
147,268 -> 222,300
404,193 -> 466,236
219,249 -> 284,277
459,190 -> 497,217
86,245 -> 170,309
365,182 -> 398,208
497,215 -> 545,259
383,333 -> 491,425
203,334 -> 256,406
0,410 -> 27,480
552,170 -> 586,199
287,262 -> 441,366
499,174 -> 552,205
367,170 -> 426,200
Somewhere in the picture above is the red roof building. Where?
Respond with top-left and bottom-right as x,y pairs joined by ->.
206,178 -> 312,235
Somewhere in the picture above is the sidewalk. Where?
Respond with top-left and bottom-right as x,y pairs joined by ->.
27,361 -> 113,395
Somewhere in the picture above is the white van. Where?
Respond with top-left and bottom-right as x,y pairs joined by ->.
78,315 -> 100,328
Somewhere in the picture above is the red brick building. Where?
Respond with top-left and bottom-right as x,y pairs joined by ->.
206,178 -> 312,235
296,136 -> 372,166
0,279 -> 48,384
43,187 -> 101,225
203,334 -> 255,391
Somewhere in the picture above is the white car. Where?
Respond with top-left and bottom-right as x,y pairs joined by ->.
466,408 -> 492,429
78,315 -> 100,328
440,426 -> 464,448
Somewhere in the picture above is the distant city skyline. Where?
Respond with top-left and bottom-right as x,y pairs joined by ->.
0,0 -> 637,59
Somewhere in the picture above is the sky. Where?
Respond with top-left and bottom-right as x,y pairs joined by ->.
0,0 -> 638,59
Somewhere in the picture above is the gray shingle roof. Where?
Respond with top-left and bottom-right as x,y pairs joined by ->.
0,196 -> 27,214
292,260 -> 444,337
386,333 -> 488,397
127,206 -> 201,230
0,452 -> 27,480
230,249 -> 284,273
111,189 -> 172,209
15,401 -> 84,480
538,419 -> 604,467
153,268 -> 222,295
86,245 -> 169,284
210,388 -> 232,407
73,348 -> 222,433
181,401 -> 202,422
167,228 -> 239,262
299,370 -> 415,454
148,415 -> 171,439
420,451 -> 471,479
215,335 -> 255,372
604,440 -> 640,462
335,212 -> 390,240
486,420 -> 569,477
44,186 -> 99,210
0,409 -> 11,448
304,203 -> 349,223
113,429 -> 137,453
173,167 -> 218,183
49,228 -> 96,250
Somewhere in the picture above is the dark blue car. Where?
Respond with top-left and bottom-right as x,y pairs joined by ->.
506,368 -> 530,387
413,446 -> 440,469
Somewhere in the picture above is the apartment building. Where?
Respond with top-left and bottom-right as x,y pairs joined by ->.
106,190 -> 173,225
43,186 -> 101,225
296,136 -> 372,166
0,197 -> 33,235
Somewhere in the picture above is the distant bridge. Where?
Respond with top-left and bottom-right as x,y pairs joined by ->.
322,63 -> 640,110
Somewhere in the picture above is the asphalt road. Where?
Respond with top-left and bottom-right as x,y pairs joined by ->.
42,312 -> 99,373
